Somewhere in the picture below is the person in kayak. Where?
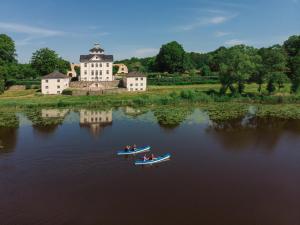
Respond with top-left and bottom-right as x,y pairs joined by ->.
124,145 -> 130,152
131,144 -> 137,151
148,154 -> 156,160
143,154 -> 149,161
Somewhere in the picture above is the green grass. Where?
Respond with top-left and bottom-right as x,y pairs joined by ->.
0,83 -> 297,109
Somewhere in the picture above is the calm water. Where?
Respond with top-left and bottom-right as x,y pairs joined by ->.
0,107 -> 300,225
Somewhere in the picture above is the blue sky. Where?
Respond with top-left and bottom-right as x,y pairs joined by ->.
0,0 -> 299,63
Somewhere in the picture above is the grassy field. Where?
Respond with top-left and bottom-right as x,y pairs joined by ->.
0,83 -> 296,108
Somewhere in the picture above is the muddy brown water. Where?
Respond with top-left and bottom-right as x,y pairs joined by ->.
0,108 -> 300,225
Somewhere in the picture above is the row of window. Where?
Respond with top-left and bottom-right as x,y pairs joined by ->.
84,70 -> 110,75
84,63 -> 110,68
129,83 -> 144,87
45,85 -> 62,89
83,117 -> 110,123
130,88 -> 144,91
45,79 -> 62,83
135,77 -> 144,81
82,77 -> 110,81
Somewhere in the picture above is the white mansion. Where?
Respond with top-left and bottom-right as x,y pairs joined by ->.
41,43 -> 147,95
79,44 -> 114,81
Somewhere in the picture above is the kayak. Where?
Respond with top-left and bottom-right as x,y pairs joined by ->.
135,153 -> 171,166
117,146 -> 151,155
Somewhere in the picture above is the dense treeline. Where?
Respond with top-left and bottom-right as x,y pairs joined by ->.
116,35 -> 300,94
0,34 -> 70,93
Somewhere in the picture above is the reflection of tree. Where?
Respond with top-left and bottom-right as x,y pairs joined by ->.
122,107 -> 148,118
25,109 -> 69,136
79,109 -> 113,136
0,111 -> 19,153
153,107 -> 192,129
0,127 -> 18,154
208,117 -> 300,152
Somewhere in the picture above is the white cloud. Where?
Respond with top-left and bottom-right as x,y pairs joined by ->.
0,22 -> 65,37
176,13 -> 237,32
224,39 -> 247,46
133,48 -> 158,57
215,31 -> 232,37
0,22 -> 66,46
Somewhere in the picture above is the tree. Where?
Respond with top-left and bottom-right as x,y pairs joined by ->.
155,41 -> 191,73
31,48 -> 70,76
0,76 -> 4,94
0,34 -> 17,65
283,35 -> 300,92
214,45 -> 261,94
258,45 -> 288,93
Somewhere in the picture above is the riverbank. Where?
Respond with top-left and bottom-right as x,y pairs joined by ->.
0,84 -> 297,108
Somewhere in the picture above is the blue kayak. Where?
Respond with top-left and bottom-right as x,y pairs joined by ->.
117,146 -> 151,155
135,153 -> 171,166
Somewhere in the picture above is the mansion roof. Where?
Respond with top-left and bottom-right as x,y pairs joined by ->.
42,71 -> 70,79
80,54 -> 114,62
126,72 -> 147,78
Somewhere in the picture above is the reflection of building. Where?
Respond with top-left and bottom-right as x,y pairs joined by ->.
79,44 -> 114,82
0,127 -> 18,153
79,109 -> 113,135
41,71 -> 70,95
123,72 -> 147,92
41,109 -> 69,118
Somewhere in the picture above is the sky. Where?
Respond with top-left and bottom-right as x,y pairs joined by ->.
0,0 -> 299,63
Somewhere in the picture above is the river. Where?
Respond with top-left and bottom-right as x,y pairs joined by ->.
0,107 -> 300,225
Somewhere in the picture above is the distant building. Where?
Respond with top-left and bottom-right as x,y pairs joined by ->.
79,44 -> 114,82
41,71 -> 70,95
123,72 -> 147,92
114,63 -> 128,74
67,63 -> 80,78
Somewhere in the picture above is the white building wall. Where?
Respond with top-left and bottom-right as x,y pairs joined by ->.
41,78 -> 70,95
80,61 -> 113,82
125,77 -> 147,92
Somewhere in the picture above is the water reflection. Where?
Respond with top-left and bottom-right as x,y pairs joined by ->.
208,117 -> 300,152
0,127 -> 18,154
26,109 -> 70,136
79,109 -> 113,136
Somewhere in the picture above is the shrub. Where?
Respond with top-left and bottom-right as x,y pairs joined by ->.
62,89 -> 73,95
0,79 -> 5,94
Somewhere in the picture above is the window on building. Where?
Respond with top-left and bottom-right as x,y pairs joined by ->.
135,88 -> 138,91
130,84 -> 133,87
96,63 -> 98,67
135,78 -> 138,81
45,86 -> 48,89
100,71 -> 102,75
91,70 -> 94,75
141,78 -> 144,80
106,70 -> 109,75
96,70 -> 98,75
57,91 -> 60,94
57,79 -> 60,82
91,63 -> 94,67
135,83 -> 138,86
140,83 -> 143,86
45,80 -> 48,83
130,88 -> 133,91
84,71 -> 87,75
84,63 -> 87,67
57,86 -> 60,89
140,88 -> 143,90
106,77 -> 109,80
100,63 -> 102,67
106,63 -> 109,67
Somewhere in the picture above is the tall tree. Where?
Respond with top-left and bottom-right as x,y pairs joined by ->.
155,41 -> 191,73
283,35 -> 300,92
215,45 -> 261,94
31,48 -> 70,76
258,45 -> 288,93
0,34 -> 17,65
